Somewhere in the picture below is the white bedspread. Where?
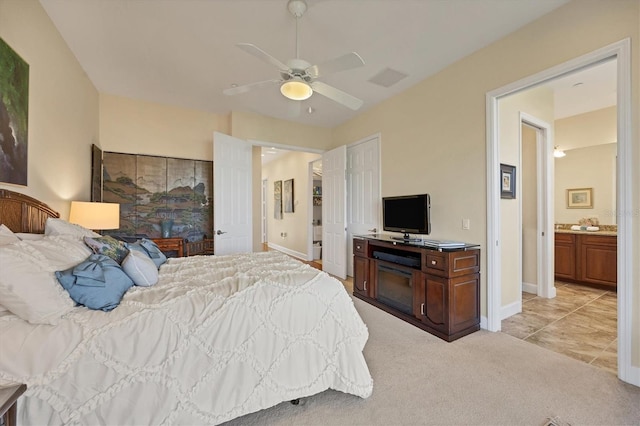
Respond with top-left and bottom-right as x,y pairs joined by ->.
0,251 -> 373,425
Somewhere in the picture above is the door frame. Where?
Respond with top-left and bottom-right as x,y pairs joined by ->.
519,113 -> 555,299
486,39 -> 635,384
261,178 -> 268,244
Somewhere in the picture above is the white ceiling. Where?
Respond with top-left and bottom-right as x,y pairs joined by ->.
545,59 -> 617,120
39,0 -> 573,128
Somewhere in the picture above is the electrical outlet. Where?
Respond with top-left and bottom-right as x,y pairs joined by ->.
462,219 -> 470,230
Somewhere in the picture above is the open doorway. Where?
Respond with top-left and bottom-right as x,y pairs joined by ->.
310,159 -> 323,265
503,102 -> 619,374
487,41 -> 632,383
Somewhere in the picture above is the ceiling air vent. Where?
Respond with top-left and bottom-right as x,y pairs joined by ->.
368,67 -> 408,88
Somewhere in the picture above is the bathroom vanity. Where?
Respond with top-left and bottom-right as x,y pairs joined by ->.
555,230 -> 617,290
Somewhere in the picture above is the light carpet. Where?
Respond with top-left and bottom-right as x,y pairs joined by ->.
224,296 -> 640,425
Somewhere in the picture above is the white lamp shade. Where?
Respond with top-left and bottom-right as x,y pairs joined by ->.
69,201 -> 120,230
280,79 -> 312,100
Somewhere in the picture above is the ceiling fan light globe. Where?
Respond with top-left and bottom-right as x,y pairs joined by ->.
281,80 -> 313,100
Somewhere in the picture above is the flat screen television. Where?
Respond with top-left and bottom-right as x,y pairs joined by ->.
382,193 -> 431,239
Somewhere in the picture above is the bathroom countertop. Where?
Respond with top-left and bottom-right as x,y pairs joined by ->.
555,229 -> 617,236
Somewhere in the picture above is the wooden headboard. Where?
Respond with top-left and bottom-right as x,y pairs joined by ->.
0,189 -> 60,233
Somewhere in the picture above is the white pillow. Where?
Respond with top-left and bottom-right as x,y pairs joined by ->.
0,224 -> 20,246
44,218 -> 100,239
23,235 -> 93,268
0,225 -> 20,314
16,232 -> 45,241
121,249 -> 159,287
0,242 -> 75,324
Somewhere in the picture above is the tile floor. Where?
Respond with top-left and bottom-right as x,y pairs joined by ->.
501,281 -> 617,374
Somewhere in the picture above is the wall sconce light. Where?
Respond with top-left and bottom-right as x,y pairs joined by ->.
553,147 -> 566,158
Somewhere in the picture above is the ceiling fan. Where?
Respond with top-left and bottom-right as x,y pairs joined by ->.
223,0 -> 365,110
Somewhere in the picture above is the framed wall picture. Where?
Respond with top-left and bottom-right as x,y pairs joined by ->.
274,180 -> 282,219
283,178 -> 294,213
500,163 -> 516,199
0,37 -> 29,186
567,187 -> 593,209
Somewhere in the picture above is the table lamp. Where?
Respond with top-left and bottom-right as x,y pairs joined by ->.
69,201 -> 120,231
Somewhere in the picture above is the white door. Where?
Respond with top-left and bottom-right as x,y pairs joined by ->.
347,135 -> 380,276
322,145 -> 347,279
213,131 -> 252,255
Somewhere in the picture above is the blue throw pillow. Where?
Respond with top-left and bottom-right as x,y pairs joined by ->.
126,238 -> 167,268
55,254 -> 134,311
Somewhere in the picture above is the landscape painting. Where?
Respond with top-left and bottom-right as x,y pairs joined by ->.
0,37 -> 29,186
102,152 -> 213,241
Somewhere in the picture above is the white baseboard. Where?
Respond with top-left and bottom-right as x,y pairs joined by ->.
500,300 -> 522,320
267,242 -> 307,261
622,365 -> 640,387
480,316 -> 488,330
522,281 -> 537,294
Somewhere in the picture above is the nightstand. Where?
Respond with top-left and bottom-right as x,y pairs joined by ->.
185,239 -> 214,256
0,384 -> 26,426
151,237 -> 184,257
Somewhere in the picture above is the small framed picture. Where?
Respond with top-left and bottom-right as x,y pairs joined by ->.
274,180 -> 282,219
567,188 -> 593,209
500,163 -> 516,199
283,178 -> 294,213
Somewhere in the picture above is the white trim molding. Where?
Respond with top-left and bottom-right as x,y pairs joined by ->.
501,300 -> 522,321
522,282 -> 538,295
267,242 -> 307,261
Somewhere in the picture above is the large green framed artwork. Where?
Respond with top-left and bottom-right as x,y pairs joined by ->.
0,37 -> 29,186
101,152 -> 213,241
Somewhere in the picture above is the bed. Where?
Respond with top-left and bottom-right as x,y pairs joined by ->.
0,189 -> 373,425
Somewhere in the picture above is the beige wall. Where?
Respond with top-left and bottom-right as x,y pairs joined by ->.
231,110 -> 331,151
555,143 -> 617,225
0,0 -> 99,218
554,107 -> 617,225
555,106 -> 617,150
332,0 -> 639,367
262,151 -> 322,257
99,93 -> 228,160
498,87 -> 554,307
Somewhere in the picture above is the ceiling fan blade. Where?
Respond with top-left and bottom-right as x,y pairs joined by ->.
223,79 -> 281,96
236,43 -> 290,73
310,81 -> 363,110
306,52 -> 365,79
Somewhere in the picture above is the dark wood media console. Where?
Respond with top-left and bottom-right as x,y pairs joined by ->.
353,235 -> 480,342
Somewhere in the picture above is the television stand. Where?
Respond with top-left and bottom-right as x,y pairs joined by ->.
353,235 -> 480,342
